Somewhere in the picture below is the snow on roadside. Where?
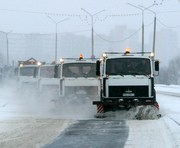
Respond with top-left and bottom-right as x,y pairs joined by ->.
124,85 -> 180,148
163,115 -> 180,148
0,84 -> 90,147
0,117 -> 75,148
124,118 -> 175,148
156,84 -> 180,97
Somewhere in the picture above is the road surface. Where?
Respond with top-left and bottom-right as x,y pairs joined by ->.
0,84 -> 180,148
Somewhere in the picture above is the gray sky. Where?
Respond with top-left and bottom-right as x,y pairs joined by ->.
0,0 -> 180,35
0,0 -> 180,66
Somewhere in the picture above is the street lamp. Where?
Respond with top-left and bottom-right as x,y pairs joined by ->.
47,16 -> 68,63
139,5 -> 157,58
127,3 -> 155,55
81,8 -> 105,58
127,3 -> 145,55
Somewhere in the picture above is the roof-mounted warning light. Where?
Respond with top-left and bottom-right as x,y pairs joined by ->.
60,58 -> 64,64
125,48 -> 130,54
37,62 -> 42,66
19,63 -> 23,67
79,54 -> 83,60
102,53 -> 107,58
149,52 -> 154,58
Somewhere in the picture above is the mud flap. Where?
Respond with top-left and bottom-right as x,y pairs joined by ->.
95,104 -> 106,118
154,102 -> 162,118
153,102 -> 160,110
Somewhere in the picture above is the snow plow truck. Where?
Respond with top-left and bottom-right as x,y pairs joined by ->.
93,48 -> 160,119
16,58 -> 44,91
58,54 -> 100,104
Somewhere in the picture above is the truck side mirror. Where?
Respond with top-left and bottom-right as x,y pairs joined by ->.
155,61 -> 159,71
96,60 -> 101,76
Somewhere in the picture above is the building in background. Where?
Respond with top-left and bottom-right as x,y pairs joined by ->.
0,27 -> 179,67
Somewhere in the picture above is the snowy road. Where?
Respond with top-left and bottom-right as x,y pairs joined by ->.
0,84 -> 180,148
44,119 -> 128,148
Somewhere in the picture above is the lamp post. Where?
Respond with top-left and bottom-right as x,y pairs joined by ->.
127,3 -> 155,55
139,5 -> 156,58
127,3 -> 145,55
47,16 -> 68,63
81,8 -> 105,58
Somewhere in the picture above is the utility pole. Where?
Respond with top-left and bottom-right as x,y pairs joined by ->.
139,5 -> 157,58
127,3 -> 145,55
81,8 -> 105,59
0,31 -> 12,65
127,3 -> 155,55
47,16 -> 68,63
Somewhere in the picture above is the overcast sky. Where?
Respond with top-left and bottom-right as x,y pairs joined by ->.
0,0 -> 180,35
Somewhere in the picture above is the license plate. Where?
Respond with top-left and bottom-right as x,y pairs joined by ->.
123,93 -> 135,97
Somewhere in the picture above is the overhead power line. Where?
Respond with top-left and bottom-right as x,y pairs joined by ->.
0,9 -> 81,17
94,27 -> 141,43
1,8 -> 180,17
157,18 -> 180,28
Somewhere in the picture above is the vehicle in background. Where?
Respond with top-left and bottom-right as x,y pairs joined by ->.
37,64 -> 60,96
16,58 -> 43,91
58,55 -> 100,103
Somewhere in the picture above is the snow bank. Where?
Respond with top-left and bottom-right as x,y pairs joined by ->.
156,84 -> 180,97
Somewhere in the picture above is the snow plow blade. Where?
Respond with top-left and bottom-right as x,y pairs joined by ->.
93,101 -> 158,106
93,101 -> 160,119
93,100 -> 159,111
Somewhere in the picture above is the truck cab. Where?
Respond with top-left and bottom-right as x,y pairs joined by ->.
59,56 -> 100,102
16,58 -> 42,91
17,64 -> 39,90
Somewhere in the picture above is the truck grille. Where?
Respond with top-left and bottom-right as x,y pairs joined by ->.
109,86 -> 148,97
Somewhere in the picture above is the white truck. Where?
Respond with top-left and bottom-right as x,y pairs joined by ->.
58,56 -> 100,103
16,64 -> 39,90
16,58 -> 42,91
38,64 -> 60,96
17,65 -> 38,90
93,49 -> 160,117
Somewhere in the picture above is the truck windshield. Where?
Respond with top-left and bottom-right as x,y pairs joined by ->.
40,66 -> 55,78
20,67 -> 37,76
106,58 -> 151,75
62,63 -> 96,77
